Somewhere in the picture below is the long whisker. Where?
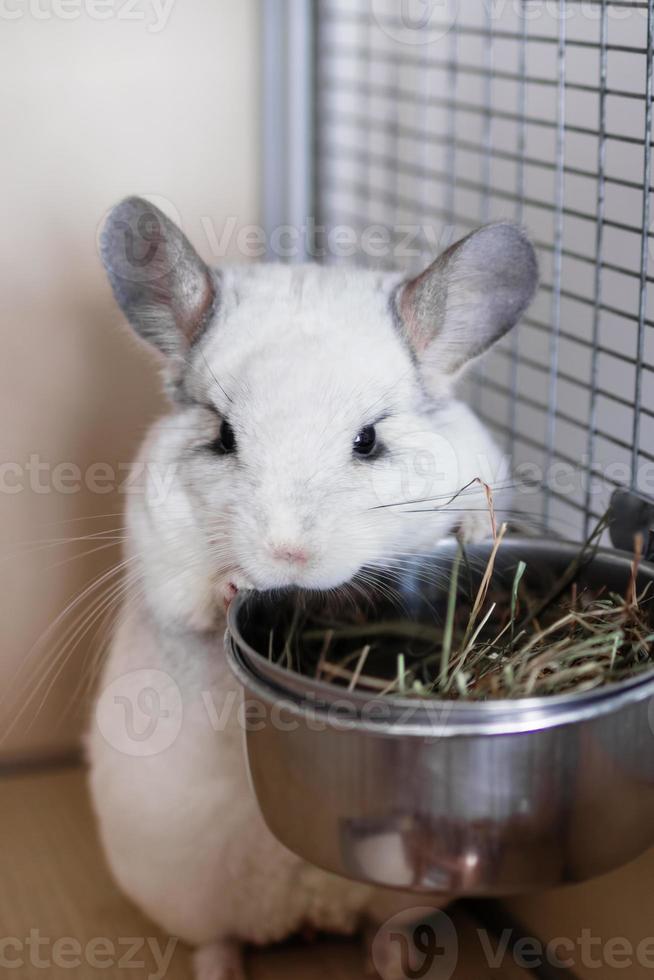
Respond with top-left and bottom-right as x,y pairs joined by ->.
0,555 -> 140,742
28,567 -> 143,734
368,477 -> 525,512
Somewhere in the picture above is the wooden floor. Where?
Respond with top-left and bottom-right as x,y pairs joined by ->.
0,765 -> 529,979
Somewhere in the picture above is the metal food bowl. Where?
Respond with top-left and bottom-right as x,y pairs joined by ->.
226,537 -> 654,896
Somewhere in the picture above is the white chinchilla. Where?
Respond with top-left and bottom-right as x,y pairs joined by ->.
87,197 -> 537,979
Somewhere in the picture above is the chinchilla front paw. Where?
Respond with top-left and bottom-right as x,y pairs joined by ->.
193,940 -> 246,980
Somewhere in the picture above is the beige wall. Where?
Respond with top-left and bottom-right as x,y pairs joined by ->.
0,0 -> 260,762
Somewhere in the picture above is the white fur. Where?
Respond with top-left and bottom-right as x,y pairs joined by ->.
88,263 -> 508,976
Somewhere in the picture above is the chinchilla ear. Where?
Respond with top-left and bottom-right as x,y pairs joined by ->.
396,223 -> 538,376
100,196 -> 217,355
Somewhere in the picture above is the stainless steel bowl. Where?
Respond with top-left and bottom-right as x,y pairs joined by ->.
226,538 -> 654,896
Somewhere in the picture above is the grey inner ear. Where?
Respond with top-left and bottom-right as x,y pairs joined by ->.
100,196 -> 217,355
398,223 -> 539,375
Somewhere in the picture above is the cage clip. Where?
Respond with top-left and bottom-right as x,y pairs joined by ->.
609,489 -> 654,562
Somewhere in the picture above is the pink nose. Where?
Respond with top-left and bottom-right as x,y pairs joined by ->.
271,544 -> 308,565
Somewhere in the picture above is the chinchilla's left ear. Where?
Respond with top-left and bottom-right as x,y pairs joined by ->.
100,196 -> 217,356
395,223 -> 538,376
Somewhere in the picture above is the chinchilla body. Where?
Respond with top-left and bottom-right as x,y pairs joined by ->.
88,198 -> 537,978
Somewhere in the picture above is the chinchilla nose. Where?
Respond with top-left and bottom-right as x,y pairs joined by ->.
264,504 -> 311,566
270,542 -> 309,566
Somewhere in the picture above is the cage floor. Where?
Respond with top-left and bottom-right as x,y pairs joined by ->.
0,764 -> 534,979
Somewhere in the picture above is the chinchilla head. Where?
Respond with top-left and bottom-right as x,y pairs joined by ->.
101,197 -> 537,616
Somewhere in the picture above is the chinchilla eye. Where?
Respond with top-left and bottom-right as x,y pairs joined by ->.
212,419 -> 236,455
353,424 -> 377,457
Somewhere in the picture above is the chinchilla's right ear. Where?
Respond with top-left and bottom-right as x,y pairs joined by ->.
100,196 -> 217,356
395,223 -> 538,380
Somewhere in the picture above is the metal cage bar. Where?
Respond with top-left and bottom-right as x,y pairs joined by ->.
261,0 -> 314,262
633,1 -> 654,483
584,0 -> 610,537
543,2 -> 567,528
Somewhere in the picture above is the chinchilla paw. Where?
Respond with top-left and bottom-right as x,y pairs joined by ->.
193,940 -> 246,980
457,509 -> 495,543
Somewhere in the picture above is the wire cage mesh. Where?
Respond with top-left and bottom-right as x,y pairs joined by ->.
313,0 -> 654,541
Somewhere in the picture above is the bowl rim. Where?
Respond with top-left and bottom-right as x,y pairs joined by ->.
226,536 -> 654,737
